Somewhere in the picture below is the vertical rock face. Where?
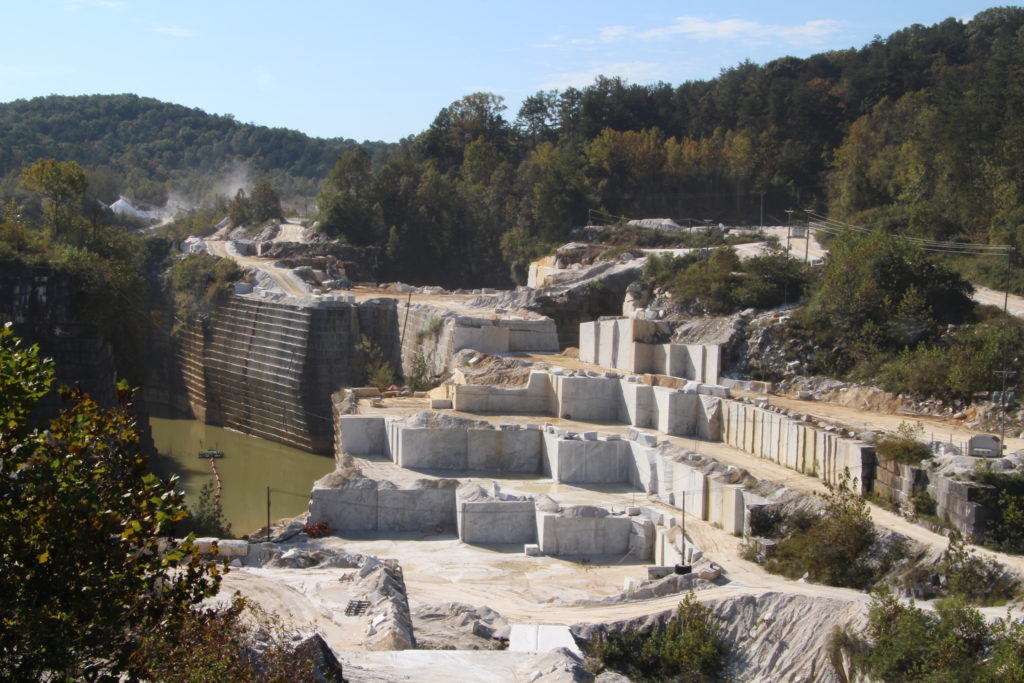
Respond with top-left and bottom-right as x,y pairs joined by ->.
0,264 -> 117,414
181,296 -> 365,453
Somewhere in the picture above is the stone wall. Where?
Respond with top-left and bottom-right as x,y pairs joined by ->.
309,474 -> 458,532
0,264 -> 117,415
579,317 -> 721,384
872,456 -> 994,541
186,295 -> 359,453
720,400 -> 875,492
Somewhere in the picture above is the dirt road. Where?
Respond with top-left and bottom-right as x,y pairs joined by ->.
972,284 -> 1024,318
205,239 -> 311,298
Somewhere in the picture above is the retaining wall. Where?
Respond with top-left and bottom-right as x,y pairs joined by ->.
579,317 -> 721,384
308,475 -> 458,532
873,456 -> 994,541
720,400 -> 875,491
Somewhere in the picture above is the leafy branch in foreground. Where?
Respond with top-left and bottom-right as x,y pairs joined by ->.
0,323 -> 222,680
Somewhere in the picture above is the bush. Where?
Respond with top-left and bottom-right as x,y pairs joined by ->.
406,351 -> 433,392
831,586 -> 1024,682
356,334 -> 395,390
170,252 -> 241,322
875,438 -> 931,465
131,595 -> 338,682
592,592 -> 727,682
971,470 -> 1024,553
939,532 -> 1018,605
177,481 -> 233,539
763,472 -> 881,589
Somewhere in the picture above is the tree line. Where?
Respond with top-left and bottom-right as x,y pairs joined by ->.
314,7 -> 1024,289
1,9 -> 1023,290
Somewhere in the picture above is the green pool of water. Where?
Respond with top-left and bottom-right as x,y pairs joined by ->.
148,417 -> 335,535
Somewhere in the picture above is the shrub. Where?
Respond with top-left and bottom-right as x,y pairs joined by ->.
177,481 -> 233,539
406,351 -> 433,392
831,587 -> 1012,682
592,592 -> 727,682
939,532 -> 1018,606
131,596 -> 336,682
971,470 -> 1024,553
356,334 -> 395,390
763,471 -> 880,589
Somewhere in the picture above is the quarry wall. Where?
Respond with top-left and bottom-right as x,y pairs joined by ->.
579,317 -> 722,384
0,264 -> 117,413
398,303 -> 559,380
448,369 -> 875,493
181,294 -> 373,453
872,456 -> 994,541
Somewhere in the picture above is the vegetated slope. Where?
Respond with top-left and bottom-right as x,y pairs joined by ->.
312,7 -> 1024,290
575,591 -> 868,683
3,9 -> 1024,290
0,94 -> 395,204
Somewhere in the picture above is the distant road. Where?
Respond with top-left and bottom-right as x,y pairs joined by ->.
205,239 -> 311,298
972,284 -> 1024,318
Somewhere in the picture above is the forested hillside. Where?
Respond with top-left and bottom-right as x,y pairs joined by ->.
0,94 -> 394,206
2,8 -> 1023,290
316,7 -> 1024,288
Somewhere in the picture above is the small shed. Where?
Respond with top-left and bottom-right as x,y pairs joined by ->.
969,434 -> 1001,458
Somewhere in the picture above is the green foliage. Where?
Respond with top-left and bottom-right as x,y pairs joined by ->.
970,470 -> 1024,554
162,204 -> 226,240
0,325 -> 222,679
20,158 -> 87,244
592,592 -> 727,682
178,481 -> 233,539
0,94 -> 393,205
229,188 -> 250,227
249,178 -> 284,224
910,488 -> 937,517
406,351 -> 433,392
875,423 -> 931,465
799,230 -> 974,375
939,531 -> 1019,605
644,245 -> 811,315
833,586 -> 1024,682
415,316 -> 444,344
877,319 -> 1024,400
7,12 -> 1024,291
130,595 -> 330,682
356,334 -> 395,390
170,252 -> 242,321
763,471 -> 881,589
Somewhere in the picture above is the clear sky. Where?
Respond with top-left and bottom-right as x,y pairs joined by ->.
0,1 -> 1006,142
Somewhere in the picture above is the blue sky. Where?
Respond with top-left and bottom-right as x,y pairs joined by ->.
0,1 -> 1004,142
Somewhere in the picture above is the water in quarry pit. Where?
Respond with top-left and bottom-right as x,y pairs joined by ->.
148,418 -> 335,535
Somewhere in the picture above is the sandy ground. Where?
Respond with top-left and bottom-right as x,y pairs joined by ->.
972,283 -> 1024,317
192,230 -> 1024,675
205,238 -> 311,298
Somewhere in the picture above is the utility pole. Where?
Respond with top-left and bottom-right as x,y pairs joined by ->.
785,209 -> 794,253
995,370 -> 1015,453
266,486 -> 272,543
703,219 -> 712,270
759,191 -> 765,228
804,217 -> 811,264
996,247 -> 1016,454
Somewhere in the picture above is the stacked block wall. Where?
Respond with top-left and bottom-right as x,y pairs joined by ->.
183,296 -> 359,453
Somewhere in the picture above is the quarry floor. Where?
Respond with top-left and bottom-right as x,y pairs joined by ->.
215,388 -> 1024,679
192,232 -> 1024,678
